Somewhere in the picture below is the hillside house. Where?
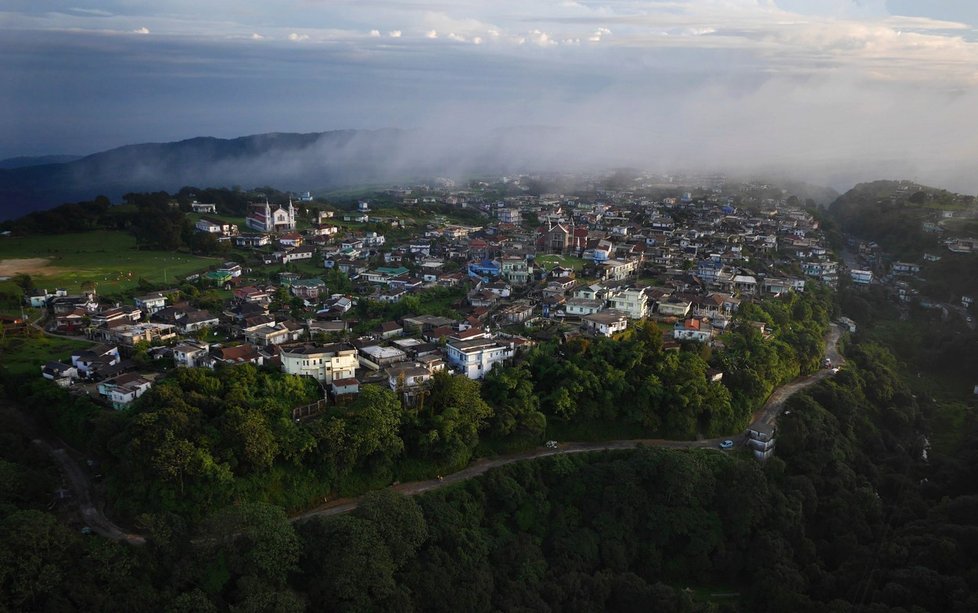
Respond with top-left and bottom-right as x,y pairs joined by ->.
97,373 -> 153,410
173,341 -> 212,368
499,256 -> 533,285
581,310 -> 628,337
609,287 -> 648,319
280,343 -> 359,383
386,363 -> 433,407
673,317 -> 712,343
445,338 -> 514,379
134,292 -> 169,315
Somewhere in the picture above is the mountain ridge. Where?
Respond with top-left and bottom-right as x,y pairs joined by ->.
0,129 -> 429,220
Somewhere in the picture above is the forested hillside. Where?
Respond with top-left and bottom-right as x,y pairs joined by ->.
3,339 -> 976,611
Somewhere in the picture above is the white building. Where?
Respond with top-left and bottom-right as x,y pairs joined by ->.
673,318 -> 712,343
134,292 -> 169,315
581,310 -> 628,337
386,363 -> 433,407
191,202 -> 217,214
565,297 -> 606,317
173,341 -> 211,368
609,287 -> 648,319
280,343 -> 359,383
499,257 -> 533,285
445,338 -> 515,379
195,217 -> 237,236
97,373 -> 153,410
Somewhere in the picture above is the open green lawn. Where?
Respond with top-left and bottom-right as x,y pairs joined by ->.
536,254 -> 586,272
0,231 -> 218,293
0,334 -> 93,378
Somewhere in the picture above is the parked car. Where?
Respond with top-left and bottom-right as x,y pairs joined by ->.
545,440 -> 559,449
719,439 -> 734,450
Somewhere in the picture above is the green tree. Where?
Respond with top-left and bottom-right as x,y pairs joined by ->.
404,372 -> 493,466
198,502 -> 301,588
482,364 -> 546,437
297,515 -> 397,610
0,510 -> 78,610
354,490 -> 429,568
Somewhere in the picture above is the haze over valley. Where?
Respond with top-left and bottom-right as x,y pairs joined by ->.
4,0 -> 978,208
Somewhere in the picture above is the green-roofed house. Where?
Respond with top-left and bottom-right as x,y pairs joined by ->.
363,266 -> 410,284
205,270 -> 233,288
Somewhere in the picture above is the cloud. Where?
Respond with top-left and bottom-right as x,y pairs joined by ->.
588,27 -> 611,42
133,27 -> 150,35
528,29 -> 557,47
4,1 -> 978,194
68,8 -> 114,17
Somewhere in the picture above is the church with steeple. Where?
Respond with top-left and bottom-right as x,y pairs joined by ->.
245,199 -> 296,233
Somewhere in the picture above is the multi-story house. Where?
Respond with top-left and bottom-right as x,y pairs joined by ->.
134,292 -> 169,315
280,343 -> 359,383
173,341 -> 212,368
499,256 -> 533,285
609,286 -> 648,319
445,338 -> 514,379
386,363 -> 433,407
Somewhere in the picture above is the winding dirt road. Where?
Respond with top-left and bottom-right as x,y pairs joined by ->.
291,323 -> 846,522
25,323 -> 844,536
2,397 -> 145,545
32,438 -> 146,545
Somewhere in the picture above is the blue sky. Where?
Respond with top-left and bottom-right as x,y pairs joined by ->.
3,1 -> 978,189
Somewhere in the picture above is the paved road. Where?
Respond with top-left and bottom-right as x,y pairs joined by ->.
292,324 -> 846,522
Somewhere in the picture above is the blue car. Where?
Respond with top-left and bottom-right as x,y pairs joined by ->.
719,440 -> 735,450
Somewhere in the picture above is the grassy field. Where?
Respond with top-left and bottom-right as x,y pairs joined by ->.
0,231 -> 217,294
536,254 -> 586,272
0,334 -> 93,378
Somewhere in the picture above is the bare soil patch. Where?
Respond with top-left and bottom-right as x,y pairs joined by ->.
0,257 -> 70,277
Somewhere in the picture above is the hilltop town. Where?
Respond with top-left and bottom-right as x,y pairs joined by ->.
22,173 -> 841,416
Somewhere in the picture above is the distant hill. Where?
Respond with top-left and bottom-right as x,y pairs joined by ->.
0,155 -> 84,170
0,130 -> 417,220
0,127 -> 584,221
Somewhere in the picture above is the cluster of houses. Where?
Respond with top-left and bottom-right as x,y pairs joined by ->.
34,178 -> 842,412
844,237 -> 975,325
